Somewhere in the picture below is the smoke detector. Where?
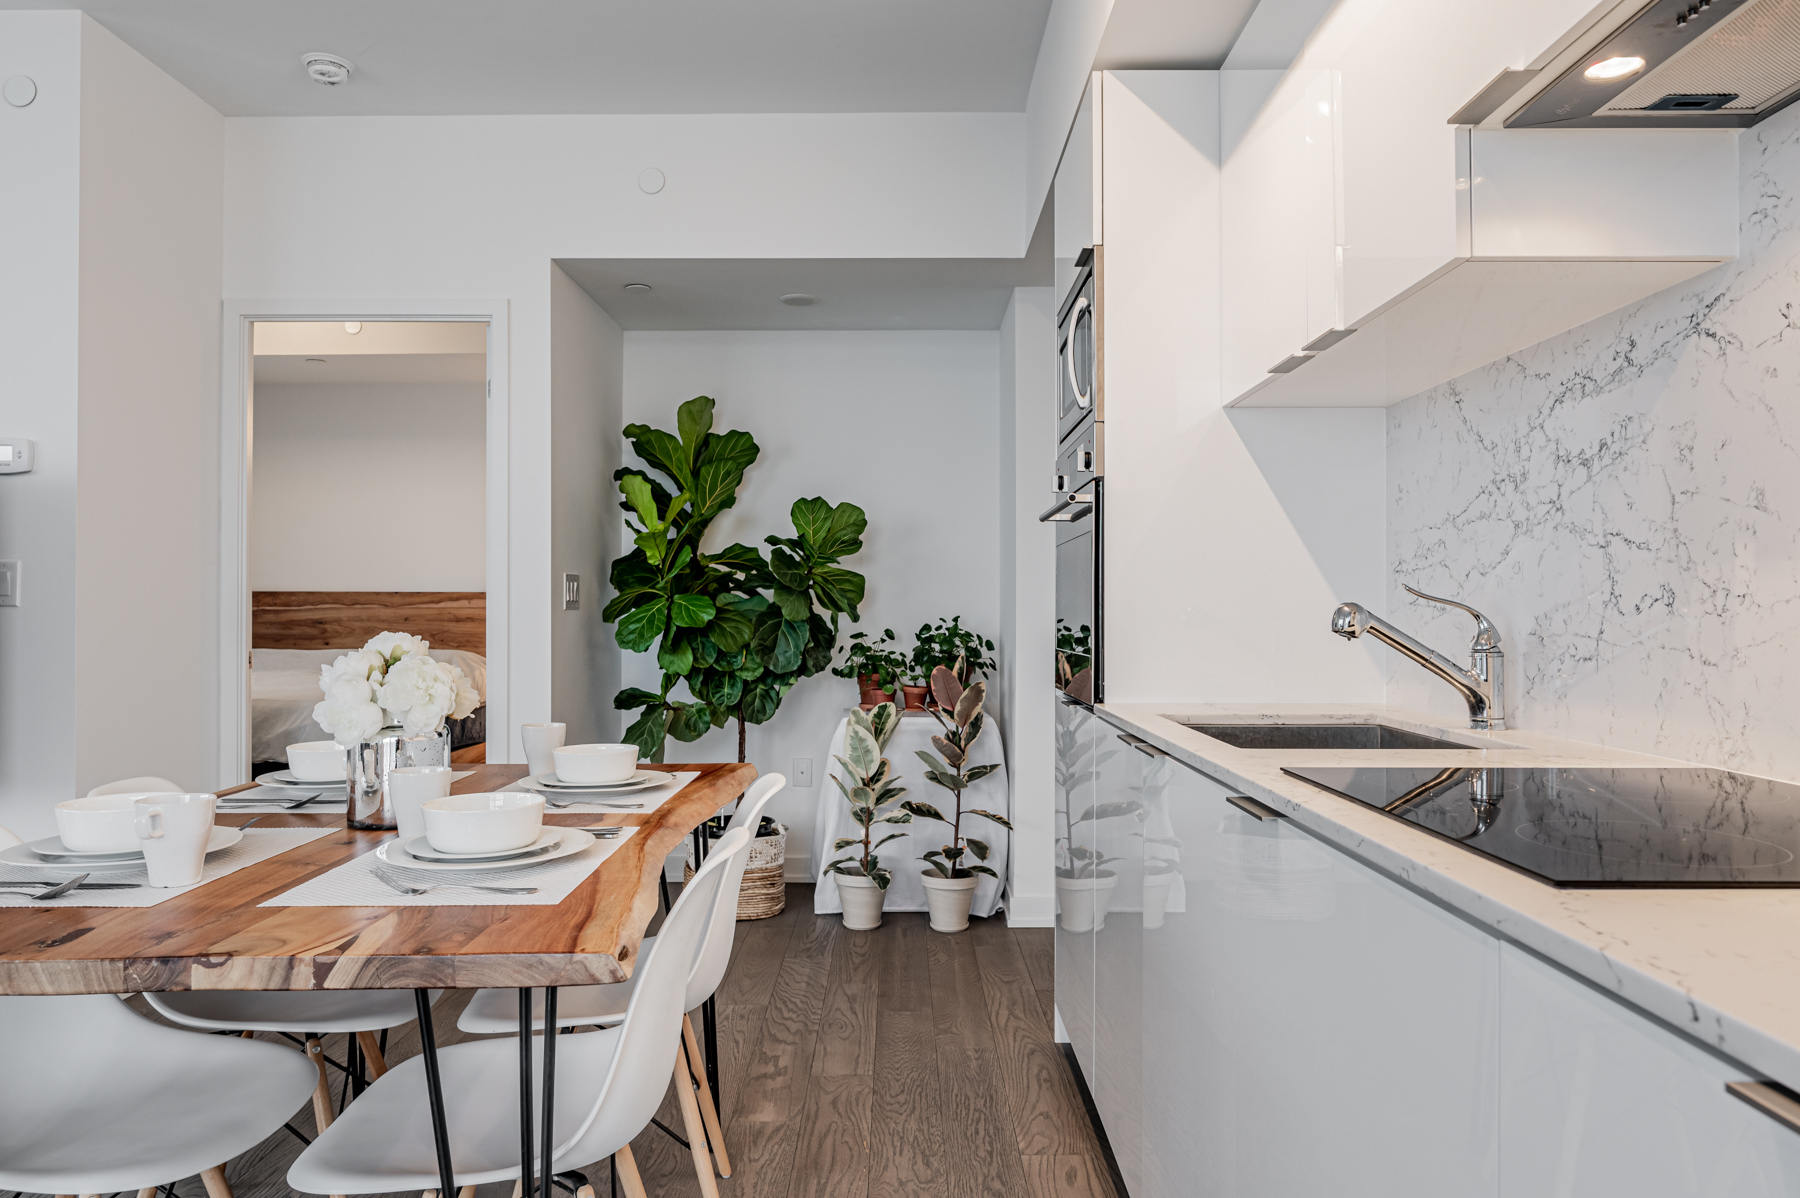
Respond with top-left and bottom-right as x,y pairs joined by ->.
303,53 -> 353,86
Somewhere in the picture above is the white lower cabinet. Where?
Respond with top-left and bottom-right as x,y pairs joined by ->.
1132,751 -> 1501,1198
1055,698 -> 1101,1082
1500,944 -> 1800,1197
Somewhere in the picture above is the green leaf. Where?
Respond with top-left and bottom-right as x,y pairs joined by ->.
967,808 -> 1014,830
623,706 -> 669,763
708,542 -> 766,576
810,565 -> 865,618
658,633 -> 694,675
871,832 -> 907,850
676,395 -> 715,459
844,724 -> 880,778
966,837 -> 990,861
708,606 -> 755,653
789,496 -> 833,548
772,584 -> 812,622
914,750 -> 952,779
900,799 -> 947,824
871,866 -> 892,890
877,806 -> 911,822
833,837 -> 860,852
852,806 -> 874,827
613,687 -> 663,710
668,702 -> 714,742
770,619 -> 808,673
740,681 -> 780,724
620,472 -> 663,530
623,424 -> 692,488
735,656 -> 765,682
615,597 -> 668,652
921,857 -> 952,878
964,762 -> 1001,783
670,593 -> 716,629
768,548 -> 809,591
966,864 -> 1000,879
690,430 -> 759,517
869,703 -> 898,747
850,785 -> 876,808
691,635 -> 719,669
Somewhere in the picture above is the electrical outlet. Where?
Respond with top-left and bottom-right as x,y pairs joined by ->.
0,560 -> 16,607
793,757 -> 813,787
562,573 -> 579,610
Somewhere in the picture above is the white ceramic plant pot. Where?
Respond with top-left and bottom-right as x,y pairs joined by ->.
836,872 -> 887,931
1141,869 -> 1178,929
1055,873 -> 1118,933
920,870 -> 979,933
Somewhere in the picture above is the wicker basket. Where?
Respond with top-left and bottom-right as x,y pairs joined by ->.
686,821 -> 786,920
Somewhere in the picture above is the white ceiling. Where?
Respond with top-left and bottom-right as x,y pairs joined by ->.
12,0 -> 1055,116
254,353 -> 485,384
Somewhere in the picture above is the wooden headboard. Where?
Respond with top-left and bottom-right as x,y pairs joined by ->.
252,592 -> 486,654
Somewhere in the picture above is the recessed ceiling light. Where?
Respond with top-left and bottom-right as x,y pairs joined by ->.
1584,55 -> 1646,81
780,293 -> 818,307
303,53 -> 353,86
343,321 -> 362,334
623,283 -> 652,294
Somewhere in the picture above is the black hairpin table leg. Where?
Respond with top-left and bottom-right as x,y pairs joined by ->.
539,987 -> 559,1198
519,988 -> 535,1198
415,988 -> 456,1198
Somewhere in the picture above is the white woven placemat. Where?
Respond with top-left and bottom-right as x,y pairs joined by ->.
525,770 -> 699,813
0,827 -> 335,908
260,827 -> 639,907
218,769 -> 478,813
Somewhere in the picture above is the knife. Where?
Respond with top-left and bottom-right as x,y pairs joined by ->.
0,881 -> 142,890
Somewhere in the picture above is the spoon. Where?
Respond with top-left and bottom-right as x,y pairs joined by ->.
2,874 -> 92,901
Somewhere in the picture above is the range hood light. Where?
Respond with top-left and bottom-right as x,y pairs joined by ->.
1584,55 -> 1647,81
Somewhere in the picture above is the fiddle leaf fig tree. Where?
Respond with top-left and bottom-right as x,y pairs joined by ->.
605,395 -> 867,762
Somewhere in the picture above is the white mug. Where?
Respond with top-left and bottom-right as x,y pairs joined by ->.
521,722 -> 567,776
388,766 -> 456,841
132,794 -> 217,888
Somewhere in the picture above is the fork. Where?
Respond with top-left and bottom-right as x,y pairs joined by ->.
370,866 -> 538,896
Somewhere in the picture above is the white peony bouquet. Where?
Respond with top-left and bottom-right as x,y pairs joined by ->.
313,631 -> 481,744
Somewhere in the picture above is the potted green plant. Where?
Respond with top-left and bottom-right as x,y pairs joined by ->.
819,702 -> 911,930
832,629 -> 906,708
906,617 -> 996,710
900,662 -> 1012,932
1055,799 -> 1141,932
1055,619 -> 1093,702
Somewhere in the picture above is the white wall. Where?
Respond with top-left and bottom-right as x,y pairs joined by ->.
997,286 -> 1060,926
224,112 -> 1025,762
550,266 -> 626,746
1025,0 -> 1116,235
0,14 -> 223,836
249,381 -> 486,591
621,330 -> 1001,877
0,12 -> 83,837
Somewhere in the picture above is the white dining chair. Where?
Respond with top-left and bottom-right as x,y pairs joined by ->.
287,825 -> 754,1198
457,772 -> 788,1186
0,823 -> 19,850
88,775 -> 182,796
0,993 -> 316,1198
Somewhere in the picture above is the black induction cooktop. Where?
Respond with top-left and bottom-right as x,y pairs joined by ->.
1282,765 -> 1800,887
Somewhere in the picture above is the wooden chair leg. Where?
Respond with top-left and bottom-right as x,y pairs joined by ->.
356,1029 -> 389,1079
672,1044 -> 723,1198
136,1188 -> 158,1198
681,1014 -> 731,1177
199,1165 -> 232,1198
305,1037 -> 335,1132
614,1145 -> 649,1198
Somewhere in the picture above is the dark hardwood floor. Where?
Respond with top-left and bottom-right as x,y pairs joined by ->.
39,885 -> 1116,1198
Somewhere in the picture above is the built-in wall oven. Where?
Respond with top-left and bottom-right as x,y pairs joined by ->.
1043,250 -> 1103,706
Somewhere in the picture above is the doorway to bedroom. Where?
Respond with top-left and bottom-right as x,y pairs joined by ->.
245,320 -> 490,775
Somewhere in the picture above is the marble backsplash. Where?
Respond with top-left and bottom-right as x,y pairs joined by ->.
1387,105 -> 1800,782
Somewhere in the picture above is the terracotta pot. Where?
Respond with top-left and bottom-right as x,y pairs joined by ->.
856,673 -> 897,708
901,684 -> 930,711
836,872 -> 887,930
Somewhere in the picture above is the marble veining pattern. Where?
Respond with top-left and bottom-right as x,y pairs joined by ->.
1387,103 -> 1800,784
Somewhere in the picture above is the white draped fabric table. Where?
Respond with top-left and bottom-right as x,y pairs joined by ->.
813,710 -> 1009,918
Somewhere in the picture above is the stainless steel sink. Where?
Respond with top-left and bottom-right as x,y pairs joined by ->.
1181,723 -> 1473,751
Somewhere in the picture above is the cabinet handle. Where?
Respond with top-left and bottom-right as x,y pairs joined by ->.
1728,1081 -> 1800,1135
1133,742 -> 1169,759
1226,794 -> 1284,822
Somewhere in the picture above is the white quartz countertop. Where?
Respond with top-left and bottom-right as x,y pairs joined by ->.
1097,702 -> 1800,1091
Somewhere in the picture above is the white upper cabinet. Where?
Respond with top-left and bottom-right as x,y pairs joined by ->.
1223,0 -> 1741,407
1054,74 -> 1102,307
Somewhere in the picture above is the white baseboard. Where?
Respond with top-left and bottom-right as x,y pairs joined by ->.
1005,893 -> 1055,927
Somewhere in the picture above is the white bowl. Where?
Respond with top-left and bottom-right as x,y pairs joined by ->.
56,793 -> 174,853
554,743 -> 639,785
287,740 -> 348,781
421,791 -> 545,855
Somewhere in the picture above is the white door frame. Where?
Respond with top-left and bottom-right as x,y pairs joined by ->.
217,298 -> 510,786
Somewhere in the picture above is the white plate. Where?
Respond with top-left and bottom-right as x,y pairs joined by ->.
400,830 -> 562,864
524,771 -> 663,793
376,828 -> 594,872
1,826 -> 245,871
256,769 -> 344,788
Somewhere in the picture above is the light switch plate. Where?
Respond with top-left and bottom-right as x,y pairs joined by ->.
562,573 -> 579,610
793,757 -> 813,787
0,560 -> 17,607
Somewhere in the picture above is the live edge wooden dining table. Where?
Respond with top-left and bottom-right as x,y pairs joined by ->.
0,761 -> 757,1198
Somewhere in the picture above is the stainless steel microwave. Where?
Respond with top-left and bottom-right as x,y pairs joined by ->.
1057,249 -> 1100,446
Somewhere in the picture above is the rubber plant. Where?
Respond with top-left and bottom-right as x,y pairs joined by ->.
902,662 -> 1013,878
604,395 -> 868,762
821,701 -> 911,888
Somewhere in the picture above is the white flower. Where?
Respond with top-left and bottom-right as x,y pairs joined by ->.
376,654 -> 459,736
318,649 -> 384,696
447,663 -> 481,721
313,673 -> 386,743
363,631 -> 430,662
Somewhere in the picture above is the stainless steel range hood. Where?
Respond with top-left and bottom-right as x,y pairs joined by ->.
1451,0 -> 1800,128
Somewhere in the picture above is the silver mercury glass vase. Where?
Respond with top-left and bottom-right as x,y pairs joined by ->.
346,724 -> 453,830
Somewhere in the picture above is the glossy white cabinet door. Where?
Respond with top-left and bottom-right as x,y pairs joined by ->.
1500,944 -> 1800,1196
1054,73 -> 1102,307
1054,698 -> 1100,1083
1092,721 -> 1148,1195
1143,757 -> 1500,1197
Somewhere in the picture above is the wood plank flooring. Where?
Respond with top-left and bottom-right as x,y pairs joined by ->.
18,885 -> 1116,1198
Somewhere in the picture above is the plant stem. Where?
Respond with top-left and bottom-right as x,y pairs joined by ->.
736,713 -> 746,764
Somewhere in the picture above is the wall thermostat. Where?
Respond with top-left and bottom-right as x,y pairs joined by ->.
0,439 -> 33,474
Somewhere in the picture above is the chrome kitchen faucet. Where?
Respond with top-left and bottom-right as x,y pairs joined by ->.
1331,586 -> 1505,731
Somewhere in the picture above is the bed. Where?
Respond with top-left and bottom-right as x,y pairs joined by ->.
250,591 -> 487,765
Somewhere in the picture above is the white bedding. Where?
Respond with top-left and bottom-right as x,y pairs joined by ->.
250,647 -> 487,763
